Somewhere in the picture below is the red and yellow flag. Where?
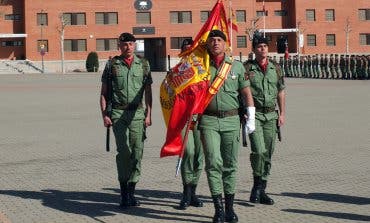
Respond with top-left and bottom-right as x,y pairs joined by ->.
160,0 -> 231,157
228,7 -> 238,32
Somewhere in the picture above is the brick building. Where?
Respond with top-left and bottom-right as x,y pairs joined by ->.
0,0 -> 369,71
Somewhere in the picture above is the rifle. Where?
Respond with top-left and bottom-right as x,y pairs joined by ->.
167,55 -> 171,71
105,59 -> 113,152
276,110 -> 282,142
239,106 -> 248,147
241,116 -> 248,147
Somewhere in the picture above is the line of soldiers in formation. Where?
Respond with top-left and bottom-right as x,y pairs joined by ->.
269,54 -> 370,80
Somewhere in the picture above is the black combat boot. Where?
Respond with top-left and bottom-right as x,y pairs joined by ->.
190,184 -> 203,207
179,184 -> 192,210
249,176 -> 262,203
127,182 -> 140,206
260,180 -> 274,205
212,194 -> 224,223
119,181 -> 130,208
224,194 -> 238,223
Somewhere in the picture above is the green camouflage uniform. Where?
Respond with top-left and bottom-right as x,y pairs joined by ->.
181,125 -> 203,185
199,56 -> 249,196
245,60 -> 285,181
101,55 -> 152,184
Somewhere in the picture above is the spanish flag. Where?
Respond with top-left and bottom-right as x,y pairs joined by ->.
160,0 -> 231,157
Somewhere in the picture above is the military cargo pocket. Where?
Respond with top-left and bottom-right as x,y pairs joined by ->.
223,77 -> 238,92
267,79 -> 278,96
113,74 -> 124,90
132,73 -> 143,89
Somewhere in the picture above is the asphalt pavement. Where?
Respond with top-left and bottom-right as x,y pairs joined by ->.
0,73 -> 369,223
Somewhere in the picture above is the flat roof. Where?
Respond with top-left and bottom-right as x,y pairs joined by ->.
0,34 -> 27,38
259,28 -> 299,33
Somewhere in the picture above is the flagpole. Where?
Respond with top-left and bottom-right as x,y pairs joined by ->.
229,0 -> 232,51
175,115 -> 194,177
263,0 -> 266,38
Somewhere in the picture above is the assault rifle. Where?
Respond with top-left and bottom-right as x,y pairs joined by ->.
239,106 -> 248,147
105,59 -> 113,152
276,110 -> 282,142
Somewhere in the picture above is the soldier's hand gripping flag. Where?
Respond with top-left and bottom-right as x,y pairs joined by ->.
160,0 -> 231,161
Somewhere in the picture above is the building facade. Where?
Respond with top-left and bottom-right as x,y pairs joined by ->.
0,0 -> 369,71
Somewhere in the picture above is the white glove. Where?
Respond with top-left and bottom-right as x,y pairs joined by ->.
245,106 -> 256,134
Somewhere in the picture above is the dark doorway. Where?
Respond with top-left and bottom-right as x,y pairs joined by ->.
136,38 -> 166,72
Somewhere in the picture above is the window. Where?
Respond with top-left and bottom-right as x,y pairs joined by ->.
237,36 -> 247,48
236,10 -> 246,22
326,34 -> 336,46
136,12 -> 151,24
37,13 -> 48,26
256,11 -> 267,17
37,40 -> 48,52
359,34 -> 370,45
4,14 -> 21,21
200,11 -> 210,23
325,9 -> 335,21
95,12 -> 118,25
63,13 -> 86,25
170,11 -> 192,24
96,39 -> 118,51
1,40 -> 23,47
274,10 -> 287,16
307,34 -> 316,46
170,37 -> 192,49
64,39 -> 86,51
306,9 -> 315,21
358,9 -> 370,21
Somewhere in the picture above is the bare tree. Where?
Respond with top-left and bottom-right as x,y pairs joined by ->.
58,14 -> 67,74
246,17 -> 261,41
296,21 -> 306,56
344,17 -> 352,55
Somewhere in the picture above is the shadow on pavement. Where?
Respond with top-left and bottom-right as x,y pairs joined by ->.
279,192 -> 370,205
0,189 -> 210,223
282,209 -> 370,221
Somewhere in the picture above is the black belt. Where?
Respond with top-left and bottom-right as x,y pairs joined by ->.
203,109 -> 239,118
256,107 -> 275,113
113,103 -> 142,110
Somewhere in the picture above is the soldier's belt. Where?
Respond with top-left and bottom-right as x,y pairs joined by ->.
203,109 -> 239,118
113,103 -> 143,110
256,107 -> 275,113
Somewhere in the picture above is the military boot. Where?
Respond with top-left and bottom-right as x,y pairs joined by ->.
212,194 -> 224,223
119,181 -> 130,208
249,176 -> 262,203
260,180 -> 274,205
190,184 -> 203,207
127,182 -> 140,206
224,194 -> 238,223
179,184 -> 192,210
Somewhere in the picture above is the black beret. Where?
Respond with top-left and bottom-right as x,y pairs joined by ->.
181,38 -> 193,50
208,29 -> 227,41
252,33 -> 268,48
119,32 -> 136,42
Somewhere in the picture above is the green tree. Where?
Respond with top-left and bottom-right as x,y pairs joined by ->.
86,51 -> 99,72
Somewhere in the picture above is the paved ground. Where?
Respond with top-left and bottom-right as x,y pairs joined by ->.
0,73 -> 369,223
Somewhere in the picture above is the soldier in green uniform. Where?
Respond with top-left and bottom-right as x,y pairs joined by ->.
303,56 -> 309,78
100,32 -> 153,208
365,55 -> 370,80
339,55 -> 346,79
335,54 -> 342,79
178,38 -> 204,210
199,30 -> 255,223
244,34 -> 286,205
320,54 -> 326,78
325,54 -> 331,79
350,55 -> 357,79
